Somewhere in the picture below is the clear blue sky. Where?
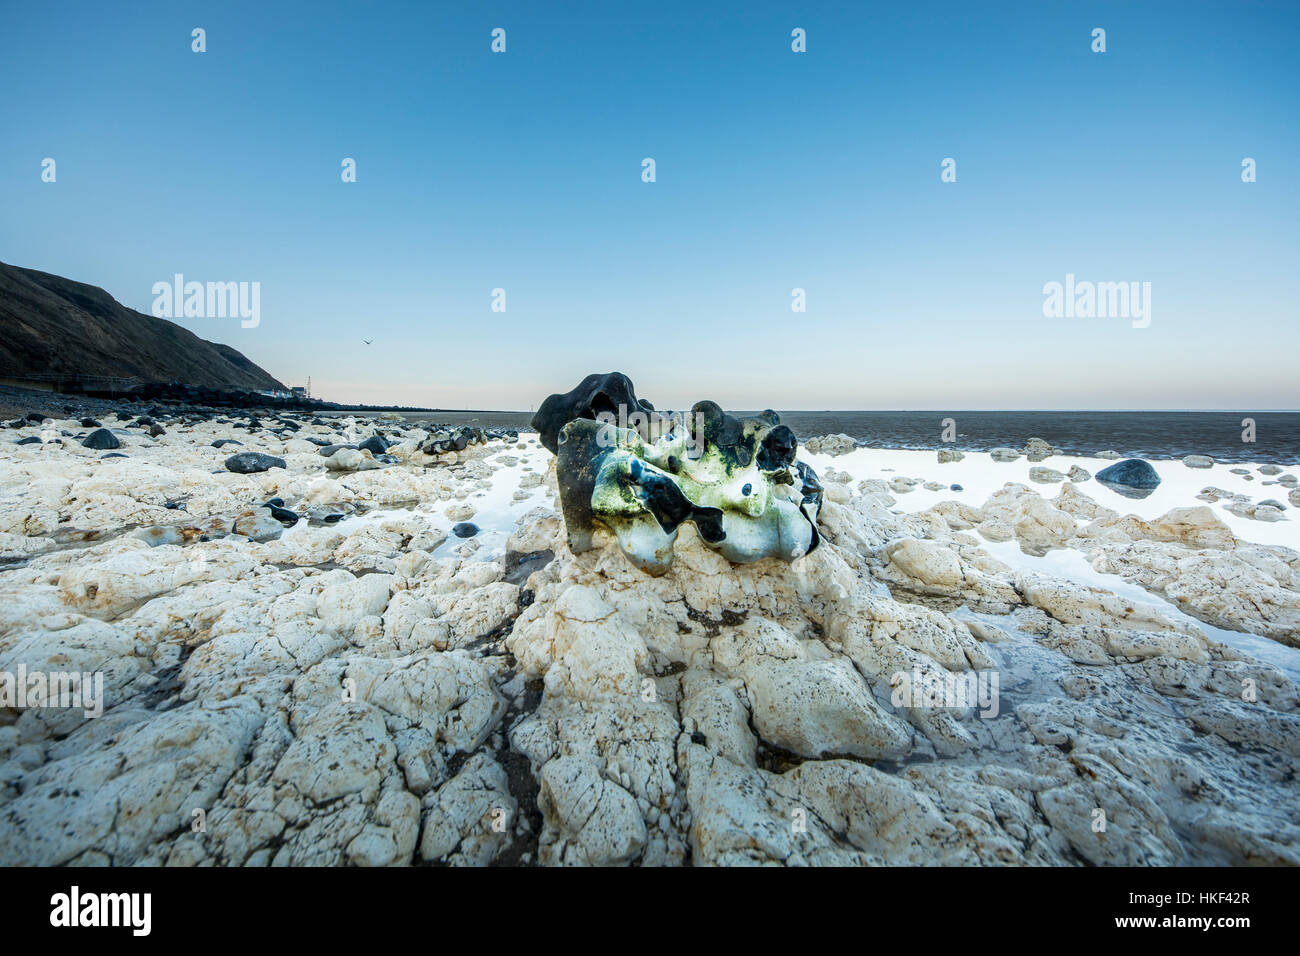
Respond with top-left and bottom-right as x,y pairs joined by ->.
3,0 -> 1297,410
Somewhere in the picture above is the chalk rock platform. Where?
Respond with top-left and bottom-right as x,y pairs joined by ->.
0,410 -> 1296,865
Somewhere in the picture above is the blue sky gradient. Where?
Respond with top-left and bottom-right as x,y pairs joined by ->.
3,0 -> 1297,409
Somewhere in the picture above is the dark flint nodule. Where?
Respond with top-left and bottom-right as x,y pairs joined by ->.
539,373 -> 823,574
530,371 -> 656,454
1095,459 -> 1161,499
80,428 -> 121,450
224,452 -> 287,474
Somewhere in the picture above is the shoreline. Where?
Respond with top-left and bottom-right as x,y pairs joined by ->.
4,383 -> 1296,463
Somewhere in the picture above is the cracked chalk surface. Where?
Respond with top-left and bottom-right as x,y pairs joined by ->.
1,417 -> 1297,865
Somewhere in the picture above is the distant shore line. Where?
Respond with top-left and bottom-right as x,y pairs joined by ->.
1,383 -> 1295,465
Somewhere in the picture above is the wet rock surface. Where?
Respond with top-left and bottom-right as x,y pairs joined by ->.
1096,458 -> 1162,489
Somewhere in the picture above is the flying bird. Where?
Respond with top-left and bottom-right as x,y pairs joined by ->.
362,339 -> 373,345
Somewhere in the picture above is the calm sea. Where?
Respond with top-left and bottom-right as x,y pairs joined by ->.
397,410 -> 1300,465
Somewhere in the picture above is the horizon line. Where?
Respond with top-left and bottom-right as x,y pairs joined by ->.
367,406 -> 1300,415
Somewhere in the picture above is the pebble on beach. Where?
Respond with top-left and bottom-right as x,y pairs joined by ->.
224,452 -> 287,474
1095,458 -> 1162,489
80,427 -> 121,450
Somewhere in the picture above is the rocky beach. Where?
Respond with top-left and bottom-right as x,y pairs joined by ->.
0,382 -> 1296,866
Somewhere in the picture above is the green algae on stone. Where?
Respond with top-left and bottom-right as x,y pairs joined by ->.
535,376 -> 823,575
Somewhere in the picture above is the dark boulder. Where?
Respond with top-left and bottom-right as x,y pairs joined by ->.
81,428 -> 121,450
357,435 -> 389,455
530,371 -> 655,454
261,501 -> 299,525
224,452 -> 287,474
1096,459 -> 1161,489
452,522 -> 480,538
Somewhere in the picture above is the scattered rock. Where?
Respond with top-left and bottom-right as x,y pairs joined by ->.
446,504 -> 477,522
1095,458 -> 1161,490
324,448 -> 381,472
232,509 -> 287,541
1024,438 -> 1055,461
80,428 -> 121,450
224,452 -> 287,474
802,434 -> 858,456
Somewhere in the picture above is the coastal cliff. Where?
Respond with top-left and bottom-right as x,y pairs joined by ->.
0,262 -> 284,393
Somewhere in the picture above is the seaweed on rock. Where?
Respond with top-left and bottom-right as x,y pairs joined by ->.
533,374 -> 823,575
